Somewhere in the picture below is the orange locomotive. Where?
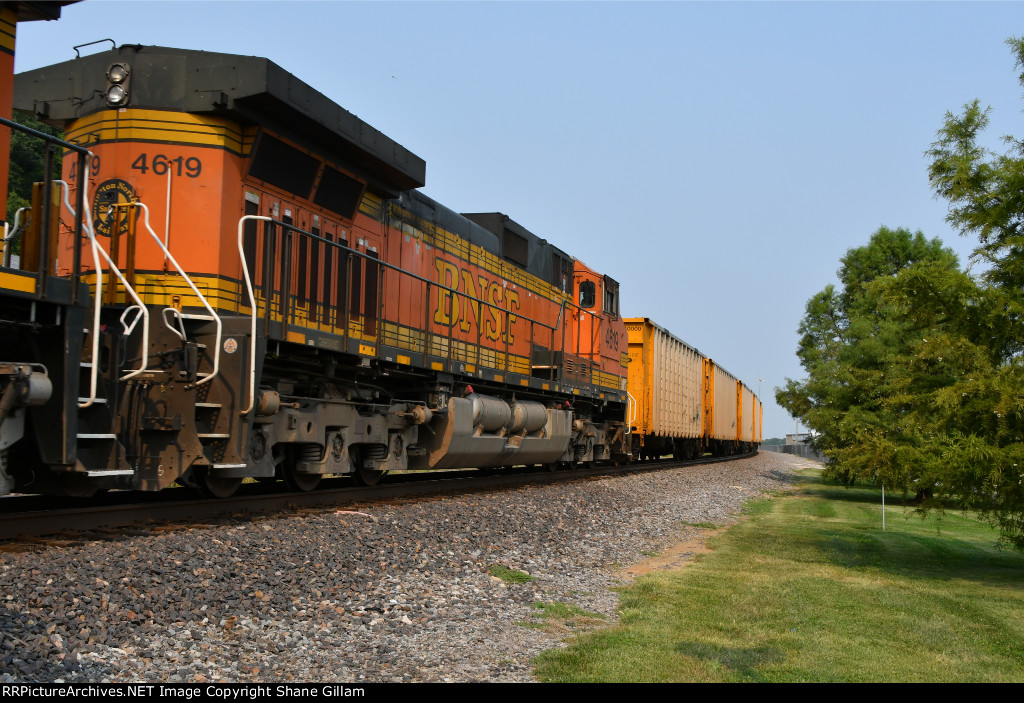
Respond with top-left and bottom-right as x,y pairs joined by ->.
2,45 -> 630,497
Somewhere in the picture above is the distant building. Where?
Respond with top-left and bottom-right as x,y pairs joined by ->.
761,432 -> 824,462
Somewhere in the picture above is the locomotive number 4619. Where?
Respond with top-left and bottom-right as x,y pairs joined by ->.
131,153 -> 203,178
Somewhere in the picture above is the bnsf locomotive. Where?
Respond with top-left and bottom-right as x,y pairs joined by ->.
0,44 -> 758,500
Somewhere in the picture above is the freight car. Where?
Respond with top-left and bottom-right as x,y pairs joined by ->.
1,44 -> 632,498
625,318 -> 761,460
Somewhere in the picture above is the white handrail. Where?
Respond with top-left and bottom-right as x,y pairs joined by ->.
164,168 -> 172,264
161,307 -> 188,342
56,181 -> 151,385
65,168 -> 104,408
625,391 -> 637,435
2,207 -> 28,268
237,214 -> 272,415
119,305 -> 144,337
134,201 -> 222,387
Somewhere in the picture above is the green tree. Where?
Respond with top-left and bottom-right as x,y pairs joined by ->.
928,37 -> 1024,294
883,263 -> 1024,546
6,111 -> 64,224
780,36 -> 1024,549
779,229 -> 1024,541
918,35 -> 1024,547
776,228 -> 964,499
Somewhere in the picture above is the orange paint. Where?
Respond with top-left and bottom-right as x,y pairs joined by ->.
46,110 -> 628,394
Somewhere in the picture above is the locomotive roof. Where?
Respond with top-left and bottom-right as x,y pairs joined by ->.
6,1 -> 80,22
13,44 -> 426,192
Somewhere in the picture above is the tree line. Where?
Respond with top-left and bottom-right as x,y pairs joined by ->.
6,112 -> 63,224
777,38 -> 1024,549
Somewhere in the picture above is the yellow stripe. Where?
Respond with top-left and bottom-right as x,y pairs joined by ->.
242,126 -> 259,154
0,270 -> 36,294
379,320 -> 532,375
0,7 -> 15,54
75,269 -> 621,391
387,202 -> 570,304
65,110 -> 247,154
79,272 -> 244,311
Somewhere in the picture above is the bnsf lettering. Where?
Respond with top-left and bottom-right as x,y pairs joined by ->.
433,259 -> 520,343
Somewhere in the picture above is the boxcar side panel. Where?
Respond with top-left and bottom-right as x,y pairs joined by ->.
711,363 -> 739,442
625,318 -> 703,440
741,385 -> 755,443
650,323 -> 702,439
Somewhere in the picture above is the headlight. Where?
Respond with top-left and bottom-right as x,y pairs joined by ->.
105,62 -> 131,107
106,84 -> 127,105
107,63 -> 129,83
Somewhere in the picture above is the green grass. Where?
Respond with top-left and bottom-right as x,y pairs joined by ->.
680,521 -> 718,529
487,563 -> 534,583
519,602 -> 609,633
533,468 -> 1024,682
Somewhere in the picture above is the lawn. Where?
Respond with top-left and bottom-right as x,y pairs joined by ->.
533,469 -> 1024,682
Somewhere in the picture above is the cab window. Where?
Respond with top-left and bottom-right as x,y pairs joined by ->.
579,280 -> 596,308
603,276 -> 619,316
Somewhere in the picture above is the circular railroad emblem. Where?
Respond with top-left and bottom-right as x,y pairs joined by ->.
223,338 -> 238,354
92,178 -> 138,238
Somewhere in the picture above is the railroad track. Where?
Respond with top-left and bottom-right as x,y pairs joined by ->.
0,452 -> 757,543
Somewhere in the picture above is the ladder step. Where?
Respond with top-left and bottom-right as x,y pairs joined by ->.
78,433 -> 116,439
80,362 -> 94,368
195,402 -> 222,408
212,463 -> 246,469
198,433 -> 230,439
78,397 -> 107,404
86,469 -> 133,477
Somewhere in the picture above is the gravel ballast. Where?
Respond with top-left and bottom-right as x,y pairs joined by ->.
0,451 -> 810,683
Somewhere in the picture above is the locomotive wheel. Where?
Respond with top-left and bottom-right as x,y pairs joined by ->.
355,465 -> 385,486
57,483 -> 99,498
274,444 -> 322,492
348,446 -> 385,485
195,468 -> 242,499
283,465 -> 321,492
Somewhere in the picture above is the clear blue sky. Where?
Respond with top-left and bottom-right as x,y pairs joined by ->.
16,1 -> 1024,437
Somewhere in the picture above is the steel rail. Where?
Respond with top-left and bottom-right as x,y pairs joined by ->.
0,452 -> 758,542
